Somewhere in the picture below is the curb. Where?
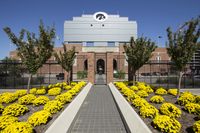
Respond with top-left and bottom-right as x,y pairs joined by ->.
45,82 -> 92,133
108,83 -> 152,133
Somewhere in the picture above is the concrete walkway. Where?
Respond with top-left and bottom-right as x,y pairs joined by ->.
67,75 -> 127,133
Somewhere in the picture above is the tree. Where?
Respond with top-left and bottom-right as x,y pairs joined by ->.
166,17 -> 200,98
54,44 -> 76,84
4,21 -> 55,92
124,37 -> 157,85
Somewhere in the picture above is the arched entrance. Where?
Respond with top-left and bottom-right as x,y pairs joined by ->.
96,59 -> 105,74
84,60 -> 88,71
113,59 -> 117,71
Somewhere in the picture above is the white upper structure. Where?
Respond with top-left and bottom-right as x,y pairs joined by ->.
64,12 -> 137,52
64,12 -> 137,43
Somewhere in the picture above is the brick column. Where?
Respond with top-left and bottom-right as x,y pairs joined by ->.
106,52 -> 113,84
87,52 -> 95,84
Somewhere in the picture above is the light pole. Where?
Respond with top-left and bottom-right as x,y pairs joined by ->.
158,36 -> 162,47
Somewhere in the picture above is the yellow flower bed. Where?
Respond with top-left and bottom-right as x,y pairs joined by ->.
63,85 -> 71,90
155,88 -> 167,95
136,90 -> 149,98
185,103 -> 200,115
132,97 -> 149,108
0,104 -> 4,113
71,82 -> 77,86
178,91 -> 195,105
193,120 -> 200,133
168,89 -> 178,96
55,92 -> 72,104
2,103 -> 28,116
130,85 -> 138,91
18,94 -> 36,105
0,92 -> 18,104
30,88 -> 37,94
44,100 -> 63,114
153,115 -> 181,133
36,88 -> 46,95
0,115 -> 18,130
28,110 -> 52,126
32,96 -> 50,106
14,90 -> 27,97
139,104 -> 159,118
127,93 -> 140,102
2,122 -> 33,133
150,95 -> 165,104
48,87 -> 61,96
160,103 -> 181,118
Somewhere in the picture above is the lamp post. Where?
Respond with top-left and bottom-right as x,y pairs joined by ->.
158,36 -> 162,47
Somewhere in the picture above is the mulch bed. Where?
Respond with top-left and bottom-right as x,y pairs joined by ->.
124,92 -> 198,133
1,89 -> 81,133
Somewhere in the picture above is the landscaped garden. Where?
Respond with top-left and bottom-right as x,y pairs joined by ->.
0,81 -> 86,133
114,81 -> 200,133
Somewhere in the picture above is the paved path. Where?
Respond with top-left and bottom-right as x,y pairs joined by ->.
67,75 -> 127,133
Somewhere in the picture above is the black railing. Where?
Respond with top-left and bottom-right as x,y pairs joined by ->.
0,60 -> 200,89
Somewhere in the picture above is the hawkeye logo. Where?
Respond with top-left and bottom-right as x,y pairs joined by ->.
93,12 -> 108,22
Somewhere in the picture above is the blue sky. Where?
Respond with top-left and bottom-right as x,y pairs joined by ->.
0,0 -> 199,59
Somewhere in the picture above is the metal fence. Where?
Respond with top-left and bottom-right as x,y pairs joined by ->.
114,61 -> 200,89
0,60 -> 87,89
0,60 -> 200,89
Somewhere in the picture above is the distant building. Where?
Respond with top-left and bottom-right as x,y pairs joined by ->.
10,12 -> 170,84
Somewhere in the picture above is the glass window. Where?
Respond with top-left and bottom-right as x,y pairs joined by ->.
107,42 -> 115,47
86,42 -> 94,46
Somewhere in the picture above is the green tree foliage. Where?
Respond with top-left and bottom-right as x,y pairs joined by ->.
54,44 -> 76,84
124,37 -> 157,85
166,16 -> 200,98
4,21 -> 55,92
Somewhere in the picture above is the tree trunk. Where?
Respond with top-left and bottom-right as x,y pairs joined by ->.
128,64 -> 133,84
132,71 -> 136,86
67,71 -> 70,85
27,74 -> 32,93
177,71 -> 184,98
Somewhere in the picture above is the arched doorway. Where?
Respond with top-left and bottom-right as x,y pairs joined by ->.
113,59 -> 117,71
84,60 -> 88,71
96,59 -> 105,74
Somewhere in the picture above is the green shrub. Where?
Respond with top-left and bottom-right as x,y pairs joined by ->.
32,96 -> 50,106
113,70 -> 125,79
193,120 -> 200,133
150,95 -> 165,104
160,103 -> 181,118
139,104 -> 159,118
2,103 -> 28,116
153,115 -> 181,133
28,110 -> 51,126
44,100 -> 63,114
48,87 -> 61,96
18,94 -> 36,105
2,122 -> 33,133
0,115 -> 18,130
77,70 -> 87,79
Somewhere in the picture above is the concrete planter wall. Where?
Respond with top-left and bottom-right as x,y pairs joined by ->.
45,82 -> 92,133
109,83 -> 152,133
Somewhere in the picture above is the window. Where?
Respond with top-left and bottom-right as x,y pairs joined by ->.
156,56 -> 161,62
107,42 -> 115,47
86,42 -> 94,46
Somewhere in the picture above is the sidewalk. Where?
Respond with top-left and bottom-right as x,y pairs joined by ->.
67,75 -> 127,133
